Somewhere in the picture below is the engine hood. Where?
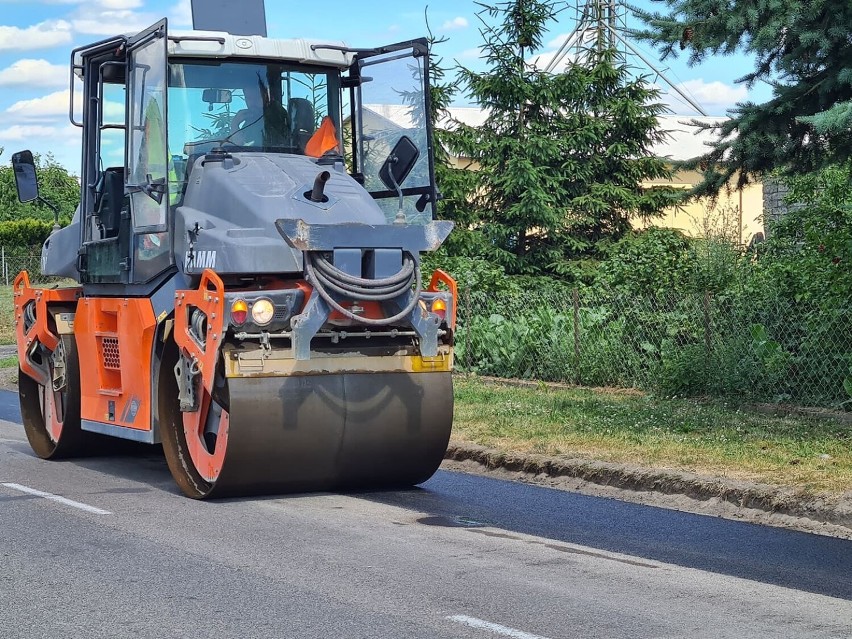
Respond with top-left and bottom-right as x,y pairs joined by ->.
176,152 -> 387,276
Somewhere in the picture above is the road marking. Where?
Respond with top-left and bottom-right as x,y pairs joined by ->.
446,615 -> 551,639
1,483 -> 112,515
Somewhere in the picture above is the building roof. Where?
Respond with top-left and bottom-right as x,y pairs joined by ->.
364,104 -> 727,163
444,107 -> 726,162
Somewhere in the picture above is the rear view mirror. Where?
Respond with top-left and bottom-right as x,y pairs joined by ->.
202,88 -> 232,105
379,136 -> 420,192
11,150 -> 39,203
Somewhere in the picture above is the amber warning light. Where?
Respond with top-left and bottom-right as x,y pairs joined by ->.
431,299 -> 447,321
231,299 -> 248,325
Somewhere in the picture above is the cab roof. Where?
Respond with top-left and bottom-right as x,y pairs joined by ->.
73,28 -> 354,78
167,31 -> 354,68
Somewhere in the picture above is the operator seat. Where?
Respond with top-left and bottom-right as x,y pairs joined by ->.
95,167 -> 125,238
289,98 -> 315,153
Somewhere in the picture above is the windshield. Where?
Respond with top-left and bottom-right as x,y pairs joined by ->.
167,59 -> 342,189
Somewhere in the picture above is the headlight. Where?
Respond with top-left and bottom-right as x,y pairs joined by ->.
251,298 -> 275,326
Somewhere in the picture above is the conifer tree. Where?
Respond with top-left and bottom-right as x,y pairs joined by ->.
445,0 -> 680,276
425,30 -> 483,257
632,0 -> 852,193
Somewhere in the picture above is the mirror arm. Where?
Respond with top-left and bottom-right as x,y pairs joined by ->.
386,155 -> 406,223
37,197 -> 61,231
127,175 -> 166,205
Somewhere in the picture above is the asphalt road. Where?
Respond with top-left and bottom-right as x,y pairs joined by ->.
1,389 -> 850,638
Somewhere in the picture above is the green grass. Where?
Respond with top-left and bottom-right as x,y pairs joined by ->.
0,355 -> 18,369
453,376 -> 852,494
0,286 -> 14,345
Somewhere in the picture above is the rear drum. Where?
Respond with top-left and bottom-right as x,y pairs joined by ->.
19,335 -> 84,459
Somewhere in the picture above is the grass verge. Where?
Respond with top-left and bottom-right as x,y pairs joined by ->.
452,376 -> 852,494
0,285 -> 14,345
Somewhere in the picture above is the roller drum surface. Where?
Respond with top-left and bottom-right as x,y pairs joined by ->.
205,371 -> 453,497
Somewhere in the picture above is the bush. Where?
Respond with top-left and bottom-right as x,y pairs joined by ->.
421,252 -> 521,294
596,228 -> 697,296
0,219 -> 55,250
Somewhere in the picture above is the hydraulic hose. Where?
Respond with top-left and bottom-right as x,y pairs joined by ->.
304,251 -> 421,326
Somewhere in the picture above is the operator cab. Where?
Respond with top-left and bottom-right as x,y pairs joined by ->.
64,19 -> 436,292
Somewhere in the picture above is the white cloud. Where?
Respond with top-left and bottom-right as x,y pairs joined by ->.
6,90 -> 73,118
0,0 -> 80,4
546,33 -> 572,50
71,9 -> 154,35
672,79 -> 748,109
6,89 -> 123,121
442,17 -> 469,30
0,59 -> 67,88
458,46 -> 485,60
99,0 -> 143,9
653,79 -> 749,115
0,121 -> 83,171
0,20 -> 72,51
0,124 -> 59,141
168,0 -> 193,28
0,0 -> 141,5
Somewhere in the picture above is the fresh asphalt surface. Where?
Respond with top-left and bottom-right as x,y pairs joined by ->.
1,389 -> 850,638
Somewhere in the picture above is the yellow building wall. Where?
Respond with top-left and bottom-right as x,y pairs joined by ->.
640,170 -> 764,244
447,158 -> 765,245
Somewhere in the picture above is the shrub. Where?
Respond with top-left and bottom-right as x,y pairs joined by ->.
0,219 -> 56,250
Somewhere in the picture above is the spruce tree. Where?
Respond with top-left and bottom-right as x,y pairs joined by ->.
632,0 -> 852,193
425,30 -> 483,257
445,0 -> 680,276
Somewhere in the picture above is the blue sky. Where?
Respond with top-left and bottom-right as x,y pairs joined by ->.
0,0 -> 768,173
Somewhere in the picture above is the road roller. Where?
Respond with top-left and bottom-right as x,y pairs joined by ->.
9,10 -> 456,498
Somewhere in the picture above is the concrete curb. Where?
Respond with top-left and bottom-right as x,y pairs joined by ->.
445,442 -> 852,530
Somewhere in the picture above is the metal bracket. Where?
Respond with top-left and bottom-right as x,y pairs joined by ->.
25,343 -> 52,388
259,331 -> 271,353
174,352 -> 200,412
289,290 -> 331,361
386,292 -> 441,357
51,338 -> 67,392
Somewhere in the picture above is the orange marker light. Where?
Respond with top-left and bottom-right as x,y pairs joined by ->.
431,298 -> 447,321
231,299 -> 248,325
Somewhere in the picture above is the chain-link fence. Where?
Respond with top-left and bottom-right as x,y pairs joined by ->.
456,286 -> 852,409
0,247 -> 46,285
3,247 -> 849,408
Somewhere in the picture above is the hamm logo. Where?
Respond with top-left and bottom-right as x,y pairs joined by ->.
185,250 -> 217,270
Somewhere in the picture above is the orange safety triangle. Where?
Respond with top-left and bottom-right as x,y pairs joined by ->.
305,116 -> 340,158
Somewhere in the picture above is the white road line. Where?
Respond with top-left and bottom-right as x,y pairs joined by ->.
447,615 -> 552,639
1,483 -> 112,515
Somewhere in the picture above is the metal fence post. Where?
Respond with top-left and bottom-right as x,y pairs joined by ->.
573,288 -> 580,384
464,285 -> 472,373
703,291 -> 712,390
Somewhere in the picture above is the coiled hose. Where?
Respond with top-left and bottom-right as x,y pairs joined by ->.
305,251 -> 421,326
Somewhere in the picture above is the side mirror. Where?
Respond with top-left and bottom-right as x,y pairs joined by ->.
11,150 -> 39,204
202,88 -> 232,105
379,135 -> 420,192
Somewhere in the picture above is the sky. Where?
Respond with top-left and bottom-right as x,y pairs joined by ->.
0,0 -> 770,174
